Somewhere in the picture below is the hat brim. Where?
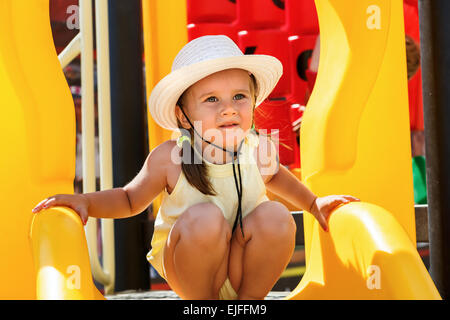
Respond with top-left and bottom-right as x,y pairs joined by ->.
148,55 -> 283,131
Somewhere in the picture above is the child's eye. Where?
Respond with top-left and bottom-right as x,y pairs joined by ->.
205,96 -> 218,103
234,93 -> 246,100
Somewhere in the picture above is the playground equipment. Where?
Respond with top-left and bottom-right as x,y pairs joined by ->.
0,0 -> 75,299
0,0 -> 441,299
288,0 -> 439,299
412,156 -> 427,204
0,0 -> 106,299
142,0 -> 189,216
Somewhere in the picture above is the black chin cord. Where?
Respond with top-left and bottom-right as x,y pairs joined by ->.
179,106 -> 245,238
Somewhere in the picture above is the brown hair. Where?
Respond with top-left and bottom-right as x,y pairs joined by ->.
175,73 -> 258,195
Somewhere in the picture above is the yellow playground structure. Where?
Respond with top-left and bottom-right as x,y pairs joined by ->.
0,0 -> 441,299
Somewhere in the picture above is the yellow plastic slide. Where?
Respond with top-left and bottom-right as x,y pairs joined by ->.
30,208 -> 104,299
0,0 -> 102,299
142,0 -> 188,217
287,0 -> 440,299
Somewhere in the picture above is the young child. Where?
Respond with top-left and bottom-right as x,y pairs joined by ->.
32,35 -> 359,300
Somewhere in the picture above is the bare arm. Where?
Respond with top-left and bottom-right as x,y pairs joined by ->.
255,133 -> 315,211
83,140 -> 172,218
33,140 -> 172,221
265,165 -> 317,212
255,134 -> 359,231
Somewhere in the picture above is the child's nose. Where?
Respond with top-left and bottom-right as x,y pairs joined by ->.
220,101 -> 238,116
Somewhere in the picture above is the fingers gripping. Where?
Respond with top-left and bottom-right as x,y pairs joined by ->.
32,194 -> 88,225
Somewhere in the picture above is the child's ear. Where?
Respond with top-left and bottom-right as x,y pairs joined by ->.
175,105 -> 191,129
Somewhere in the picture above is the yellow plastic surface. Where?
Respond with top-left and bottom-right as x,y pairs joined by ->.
30,208 -> 104,300
287,0 -> 440,299
142,0 -> 188,216
0,0 -> 74,299
0,0 -> 102,299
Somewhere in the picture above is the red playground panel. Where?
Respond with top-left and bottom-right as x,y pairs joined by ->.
187,23 -> 239,43
187,0 -> 237,24
408,68 -> 424,131
254,99 -> 297,166
289,103 -> 304,168
284,0 -> 319,35
238,29 -> 291,98
403,0 -> 423,131
185,0 -> 321,169
288,34 -> 318,105
237,0 -> 285,29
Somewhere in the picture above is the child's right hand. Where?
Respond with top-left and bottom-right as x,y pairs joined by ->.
32,194 -> 90,225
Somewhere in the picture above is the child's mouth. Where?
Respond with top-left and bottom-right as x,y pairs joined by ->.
219,124 -> 239,129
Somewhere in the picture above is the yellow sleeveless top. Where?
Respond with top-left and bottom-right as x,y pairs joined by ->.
146,130 -> 269,282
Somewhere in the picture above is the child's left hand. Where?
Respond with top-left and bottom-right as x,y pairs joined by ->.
310,195 -> 360,232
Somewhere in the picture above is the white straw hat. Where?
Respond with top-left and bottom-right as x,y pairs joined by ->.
148,35 -> 283,131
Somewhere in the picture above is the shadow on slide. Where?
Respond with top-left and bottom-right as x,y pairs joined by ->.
287,202 -> 440,299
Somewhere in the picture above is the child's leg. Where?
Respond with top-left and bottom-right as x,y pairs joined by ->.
228,201 -> 296,300
163,202 -> 231,299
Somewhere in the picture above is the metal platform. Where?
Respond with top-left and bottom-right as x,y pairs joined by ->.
106,290 -> 290,300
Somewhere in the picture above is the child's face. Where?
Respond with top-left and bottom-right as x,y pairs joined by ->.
176,68 -> 254,150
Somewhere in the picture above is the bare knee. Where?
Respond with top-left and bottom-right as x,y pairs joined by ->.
178,202 -> 231,249
251,201 -> 296,243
